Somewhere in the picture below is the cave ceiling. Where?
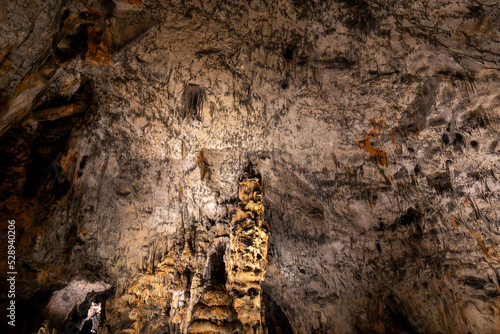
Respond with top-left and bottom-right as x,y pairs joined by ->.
0,0 -> 500,333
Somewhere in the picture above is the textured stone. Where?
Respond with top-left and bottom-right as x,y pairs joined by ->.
0,0 -> 500,333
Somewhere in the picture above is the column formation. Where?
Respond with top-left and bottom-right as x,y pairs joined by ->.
227,165 -> 269,334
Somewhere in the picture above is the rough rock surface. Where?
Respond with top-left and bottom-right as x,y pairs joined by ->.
1,0 -> 500,333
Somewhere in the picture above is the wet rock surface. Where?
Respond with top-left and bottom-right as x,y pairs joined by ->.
1,0 -> 500,333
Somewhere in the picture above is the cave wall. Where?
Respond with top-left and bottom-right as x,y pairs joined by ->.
1,0 -> 500,333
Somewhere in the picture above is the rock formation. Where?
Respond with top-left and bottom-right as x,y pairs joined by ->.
1,0 -> 499,333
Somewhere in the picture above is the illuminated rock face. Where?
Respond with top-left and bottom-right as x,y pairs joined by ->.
1,1 -> 500,333
106,164 -> 273,333
226,166 -> 268,333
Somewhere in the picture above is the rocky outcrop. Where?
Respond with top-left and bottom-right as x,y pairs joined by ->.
226,166 -> 269,333
101,164 -> 273,334
1,0 -> 500,333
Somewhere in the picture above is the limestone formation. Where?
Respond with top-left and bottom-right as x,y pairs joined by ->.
1,0 -> 500,333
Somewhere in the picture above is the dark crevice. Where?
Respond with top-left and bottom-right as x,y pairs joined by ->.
262,293 -> 294,334
208,246 -> 227,284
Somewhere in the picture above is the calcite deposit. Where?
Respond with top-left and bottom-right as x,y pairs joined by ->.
1,0 -> 500,333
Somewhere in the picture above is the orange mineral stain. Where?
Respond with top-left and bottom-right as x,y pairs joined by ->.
357,137 -> 388,167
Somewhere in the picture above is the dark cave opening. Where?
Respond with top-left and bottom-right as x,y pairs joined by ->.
384,311 -> 419,334
1,288 -> 54,334
208,247 -> 227,284
262,292 -> 294,334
